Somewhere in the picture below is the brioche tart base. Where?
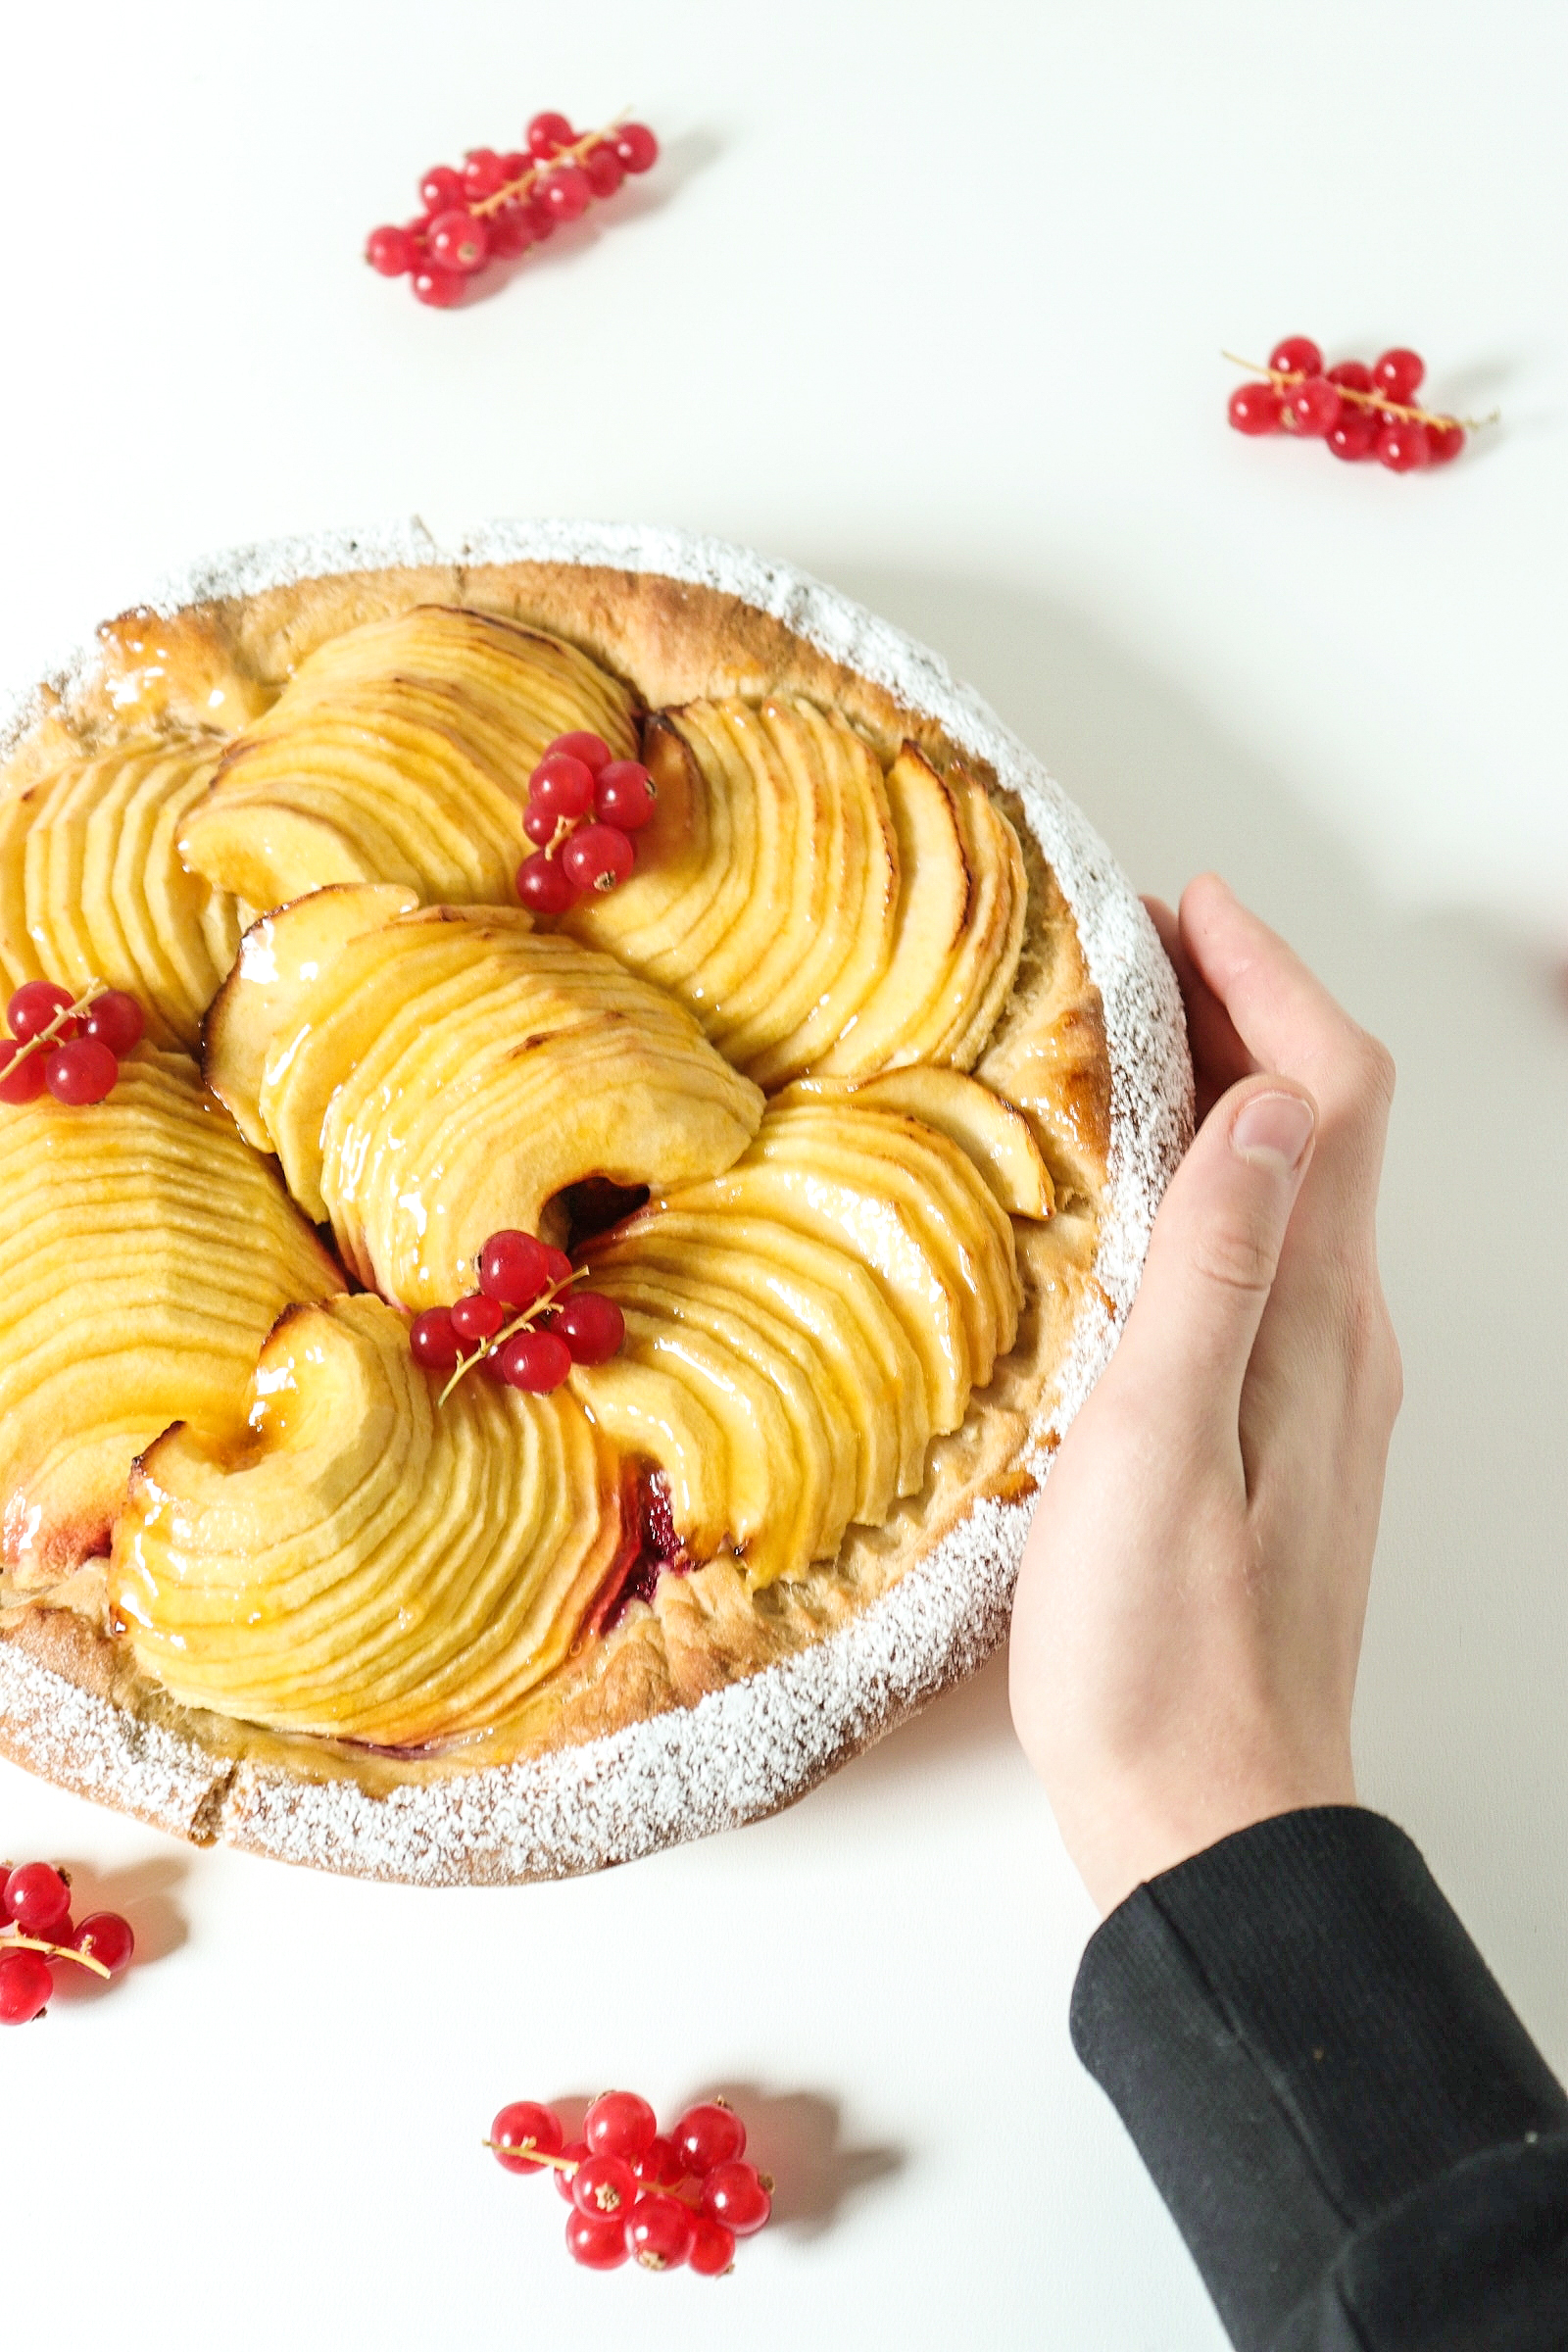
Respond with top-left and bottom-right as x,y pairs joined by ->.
0,523 -> 1191,1884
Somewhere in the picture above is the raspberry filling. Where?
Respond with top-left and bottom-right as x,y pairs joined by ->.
595,1471 -> 694,1635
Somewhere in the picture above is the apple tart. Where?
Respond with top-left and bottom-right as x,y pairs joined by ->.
0,525 -> 1189,1882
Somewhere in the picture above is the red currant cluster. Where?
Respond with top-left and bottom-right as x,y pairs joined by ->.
515,730 -> 657,915
1227,337 -> 1489,471
489,2091 -> 772,2276
0,981 -> 145,1107
367,112 -> 660,309
410,1227 -> 625,1398
0,1861 -> 135,2024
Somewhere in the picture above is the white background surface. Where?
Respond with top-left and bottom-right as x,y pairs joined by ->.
1,6 -> 1564,2347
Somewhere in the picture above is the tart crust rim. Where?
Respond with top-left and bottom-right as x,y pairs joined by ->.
0,524 -> 1192,1882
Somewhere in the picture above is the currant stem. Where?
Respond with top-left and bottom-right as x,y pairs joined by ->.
545,815 -> 574,860
4,980 -> 107,1072
1220,351 -> 1498,433
482,2138 -> 580,2173
0,1928 -> 111,1981
471,115 -> 633,220
436,1271 -> 577,1406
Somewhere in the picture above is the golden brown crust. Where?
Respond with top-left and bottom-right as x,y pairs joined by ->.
0,558 -> 1109,1819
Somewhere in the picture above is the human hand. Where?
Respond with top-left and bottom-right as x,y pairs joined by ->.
1009,874 -> 1402,1914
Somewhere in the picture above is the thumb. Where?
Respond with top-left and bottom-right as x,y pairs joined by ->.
1110,1078 -> 1318,1426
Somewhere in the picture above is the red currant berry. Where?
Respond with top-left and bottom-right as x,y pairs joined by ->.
83,990 -> 144,1056
1283,375 -> 1342,437
366,224 -> 418,277
540,166 -> 591,222
8,979 -> 77,1042
563,824 -> 634,896
523,804 -> 563,848
541,1245 -> 574,1289
527,111 -> 576,160
1268,335 -> 1322,379
555,2142 -> 589,2202
635,2134 -> 686,2191
612,123 -> 660,174
0,1948 -> 53,2025
427,209 -> 490,273
525,194 -> 558,243
626,2192 -> 696,2271
595,761 -> 657,830
490,2100 -> 565,2175
487,203 -> 537,260
528,753 -> 597,819
552,1291 -> 624,1367
478,1229 -> 552,1307
410,1307 -> 462,1370
497,151 -> 529,183
0,1042 -> 46,1105
72,1912 -> 134,1976
412,267 -> 468,309
566,2209 -> 628,2270
1327,410 -> 1379,462
1326,360 -> 1374,395
543,731 -> 612,772
572,2152 -> 638,2219
1376,419 -> 1432,473
4,1862 -> 73,1936
688,2214 -> 737,2277
583,144 -> 625,199
700,2159 -> 771,2235
462,148 -> 508,200
419,166 -> 466,213
672,2099 -> 747,2175
1372,347 -> 1425,404
1427,419 -> 1466,465
516,853 -> 576,914
497,1330 -> 572,1394
584,2089 -> 658,2163
45,1038 -> 119,1104
1227,382 -> 1282,436
451,1292 -> 506,1346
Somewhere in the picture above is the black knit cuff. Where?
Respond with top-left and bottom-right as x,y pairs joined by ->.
1070,1807 -> 1568,2351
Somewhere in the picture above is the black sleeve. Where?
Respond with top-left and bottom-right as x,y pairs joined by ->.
1069,1807 -> 1568,2350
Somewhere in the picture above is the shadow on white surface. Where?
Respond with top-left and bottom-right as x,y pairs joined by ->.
699,2081 -> 904,2236
819,562 -> 1568,2070
45,1849 -> 188,2003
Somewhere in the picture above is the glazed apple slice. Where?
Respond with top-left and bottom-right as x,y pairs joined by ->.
808,745 -> 972,1079
109,1294 -> 625,1744
590,1262 -> 847,1579
784,1066 -> 1055,1220
207,892 -> 763,1308
0,740 -> 240,1049
179,607 -> 640,913
204,881 -> 420,1150
568,1344 -> 735,1564
0,1049 -> 340,1587
591,1210 -> 923,1531
586,710 -> 763,999
268,607 -> 639,782
756,1102 -> 1019,1381
597,1298 -> 808,1589
566,696 -> 900,1088
926,770 -> 1028,1067
712,698 -> 898,1087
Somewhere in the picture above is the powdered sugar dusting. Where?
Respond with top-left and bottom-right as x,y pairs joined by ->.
0,524 -> 1191,1883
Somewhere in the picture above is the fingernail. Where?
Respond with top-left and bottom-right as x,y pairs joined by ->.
1230,1090 -> 1315,1173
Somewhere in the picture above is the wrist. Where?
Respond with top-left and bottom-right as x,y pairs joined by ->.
1059,1753 -> 1358,1916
